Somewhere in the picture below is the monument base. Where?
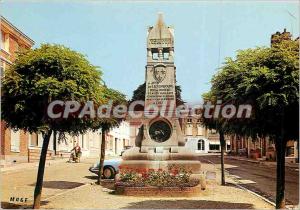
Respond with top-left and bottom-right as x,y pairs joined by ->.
116,147 -> 203,195
114,185 -> 202,197
120,147 -> 201,173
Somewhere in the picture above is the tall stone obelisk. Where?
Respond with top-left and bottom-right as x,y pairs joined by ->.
121,14 -> 200,174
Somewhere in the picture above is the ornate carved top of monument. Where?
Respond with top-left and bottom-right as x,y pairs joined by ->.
145,13 -> 176,106
147,13 -> 174,50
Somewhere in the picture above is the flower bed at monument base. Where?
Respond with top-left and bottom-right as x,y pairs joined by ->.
114,165 -> 204,196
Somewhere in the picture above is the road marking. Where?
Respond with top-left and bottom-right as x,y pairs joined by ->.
229,175 -> 241,179
237,179 -> 256,184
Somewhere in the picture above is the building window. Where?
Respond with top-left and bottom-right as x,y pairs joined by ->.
227,144 -> 231,151
209,144 -> 220,151
209,129 -> 217,134
186,125 -> 192,136
198,139 -> 205,151
163,52 -> 169,60
0,63 -> 4,88
152,52 -> 159,60
1,32 -> 4,48
0,62 -> 4,76
109,136 -> 113,151
115,138 -> 118,154
10,130 -> 20,152
37,133 -> 44,147
81,135 -> 85,149
1,33 -> 10,52
29,133 -> 38,147
197,126 -> 203,136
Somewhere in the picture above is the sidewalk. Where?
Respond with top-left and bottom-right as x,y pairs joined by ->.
226,155 -> 299,169
0,158 -> 69,173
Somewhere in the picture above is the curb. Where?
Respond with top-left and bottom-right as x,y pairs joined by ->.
232,182 -> 276,207
226,156 -> 260,164
226,156 -> 299,169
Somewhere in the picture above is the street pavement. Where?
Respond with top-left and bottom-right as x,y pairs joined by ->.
1,156 -> 274,209
198,155 -> 299,206
1,157 -> 99,208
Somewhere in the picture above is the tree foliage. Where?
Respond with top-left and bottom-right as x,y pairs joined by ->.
207,38 -> 299,208
210,39 -> 299,140
1,44 -> 105,135
98,86 -> 127,129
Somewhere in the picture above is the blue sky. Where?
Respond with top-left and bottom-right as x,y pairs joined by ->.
1,0 -> 299,102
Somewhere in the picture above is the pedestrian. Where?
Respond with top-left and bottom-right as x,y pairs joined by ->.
70,143 -> 82,163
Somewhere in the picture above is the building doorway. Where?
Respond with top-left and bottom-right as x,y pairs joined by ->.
115,138 -> 118,154
198,139 -> 205,151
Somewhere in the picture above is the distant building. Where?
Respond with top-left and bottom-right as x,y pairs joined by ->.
1,16 -> 35,164
105,121 -> 130,156
181,117 -> 231,153
271,28 -> 292,46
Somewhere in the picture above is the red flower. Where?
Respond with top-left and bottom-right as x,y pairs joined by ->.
142,173 -> 149,178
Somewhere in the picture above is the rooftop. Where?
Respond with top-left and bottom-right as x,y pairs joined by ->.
1,16 -> 34,46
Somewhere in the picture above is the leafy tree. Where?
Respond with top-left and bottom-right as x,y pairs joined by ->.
1,44 -> 105,209
210,38 -> 299,208
131,82 -> 146,102
96,87 -> 126,184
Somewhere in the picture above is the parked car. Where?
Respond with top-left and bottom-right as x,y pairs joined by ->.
89,158 -> 121,179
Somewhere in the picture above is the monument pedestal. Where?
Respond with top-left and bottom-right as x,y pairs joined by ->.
121,147 -> 201,173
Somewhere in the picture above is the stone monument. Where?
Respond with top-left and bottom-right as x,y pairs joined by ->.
121,14 -> 201,174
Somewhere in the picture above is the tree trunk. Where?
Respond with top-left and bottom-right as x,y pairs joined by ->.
97,126 -> 107,184
296,140 -> 299,163
33,129 -> 52,209
235,135 -> 239,154
275,108 -> 287,209
247,137 -> 250,158
220,130 -> 226,186
275,137 -> 287,209
53,130 -> 57,155
230,135 -> 234,153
